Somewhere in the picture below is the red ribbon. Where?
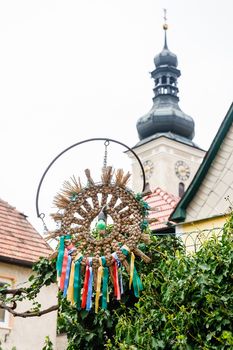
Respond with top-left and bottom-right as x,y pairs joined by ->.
59,244 -> 73,291
113,260 -> 121,300
60,249 -> 68,290
81,264 -> 90,309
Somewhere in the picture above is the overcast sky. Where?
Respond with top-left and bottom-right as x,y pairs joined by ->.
0,0 -> 232,232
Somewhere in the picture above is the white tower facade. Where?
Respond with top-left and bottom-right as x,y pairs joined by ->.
128,24 -> 205,196
128,136 -> 205,197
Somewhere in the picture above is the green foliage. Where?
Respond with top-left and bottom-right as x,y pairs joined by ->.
58,303 -> 113,350
57,285 -> 138,349
42,336 -> 53,350
1,216 -> 233,350
107,219 -> 233,349
33,222 -> 233,349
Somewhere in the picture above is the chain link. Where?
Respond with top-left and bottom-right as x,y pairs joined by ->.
103,140 -> 110,168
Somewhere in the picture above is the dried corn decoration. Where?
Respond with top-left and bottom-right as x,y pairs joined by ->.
48,167 -> 153,312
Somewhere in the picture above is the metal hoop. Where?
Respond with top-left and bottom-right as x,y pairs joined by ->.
35,137 -> 146,217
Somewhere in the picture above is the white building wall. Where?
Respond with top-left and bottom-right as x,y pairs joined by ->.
186,123 -> 233,222
0,262 -> 57,350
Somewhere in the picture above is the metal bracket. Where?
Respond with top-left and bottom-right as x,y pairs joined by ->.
35,137 -> 146,218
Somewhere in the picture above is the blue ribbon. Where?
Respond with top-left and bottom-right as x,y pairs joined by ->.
86,257 -> 93,311
63,247 -> 76,297
119,267 -> 124,294
112,252 -> 124,294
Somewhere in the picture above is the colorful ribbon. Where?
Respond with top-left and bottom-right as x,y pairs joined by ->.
121,244 -> 130,257
67,253 -> 83,305
59,247 -> 69,290
73,254 -> 83,309
95,257 -> 103,313
58,238 -> 143,311
119,265 -> 124,295
101,257 -> 109,310
129,252 -> 135,290
121,245 -> 143,298
57,235 -> 71,287
112,252 -> 121,300
63,247 -> 76,297
132,265 -> 143,298
81,261 -> 90,309
56,236 -> 65,278
67,260 -> 75,304
86,257 -> 93,311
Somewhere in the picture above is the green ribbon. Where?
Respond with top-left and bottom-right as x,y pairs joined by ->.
73,256 -> 83,310
56,235 -> 71,277
121,248 -> 129,257
56,236 -> 65,277
101,257 -> 109,310
140,220 -> 149,231
132,266 -> 143,298
121,247 -> 143,298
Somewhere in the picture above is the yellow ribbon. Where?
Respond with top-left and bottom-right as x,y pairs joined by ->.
57,275 -> 60,284
95,257 -> 103,313
74,252 -> 83,262
67,260 -> 75,304
67,252 -> 83,305
129,252 -> 135,289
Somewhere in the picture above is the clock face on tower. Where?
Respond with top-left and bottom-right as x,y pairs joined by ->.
143,160 -> 154,180
175,160 -> 190,181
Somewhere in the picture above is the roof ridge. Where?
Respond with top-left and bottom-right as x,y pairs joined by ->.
152,187 -> 180,201
145,187 -> 180,231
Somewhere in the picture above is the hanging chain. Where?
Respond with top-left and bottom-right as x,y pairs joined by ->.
103,140 -> 110,169
39,213 -> 49,233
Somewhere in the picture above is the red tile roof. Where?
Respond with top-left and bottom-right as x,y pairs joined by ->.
0,199 -> 53,265
145,187 -> 180,231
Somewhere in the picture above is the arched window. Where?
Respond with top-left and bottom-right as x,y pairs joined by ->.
155,78 -> 159,86
170,77 -> 175,85
179,182 -> 185,197
161,76 -> 167,84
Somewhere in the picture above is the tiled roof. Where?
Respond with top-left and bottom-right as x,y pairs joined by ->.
145,187 -> 180,230
0,199 -> 53,265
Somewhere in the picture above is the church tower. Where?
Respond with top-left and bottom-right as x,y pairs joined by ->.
128,20 -> 205,197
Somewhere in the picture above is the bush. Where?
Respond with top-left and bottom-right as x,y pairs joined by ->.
107,219 -> 233,349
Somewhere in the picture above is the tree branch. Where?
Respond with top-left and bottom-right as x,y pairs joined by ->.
0,302 -> 58,318
0,288 -> 26,296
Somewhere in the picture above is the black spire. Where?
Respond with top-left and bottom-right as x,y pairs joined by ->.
136,20 -> 195,143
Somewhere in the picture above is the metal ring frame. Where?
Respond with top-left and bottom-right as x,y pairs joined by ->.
36,137 -> 146,218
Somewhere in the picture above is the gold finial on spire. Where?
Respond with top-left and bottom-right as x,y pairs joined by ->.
163,8 -> 168,30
